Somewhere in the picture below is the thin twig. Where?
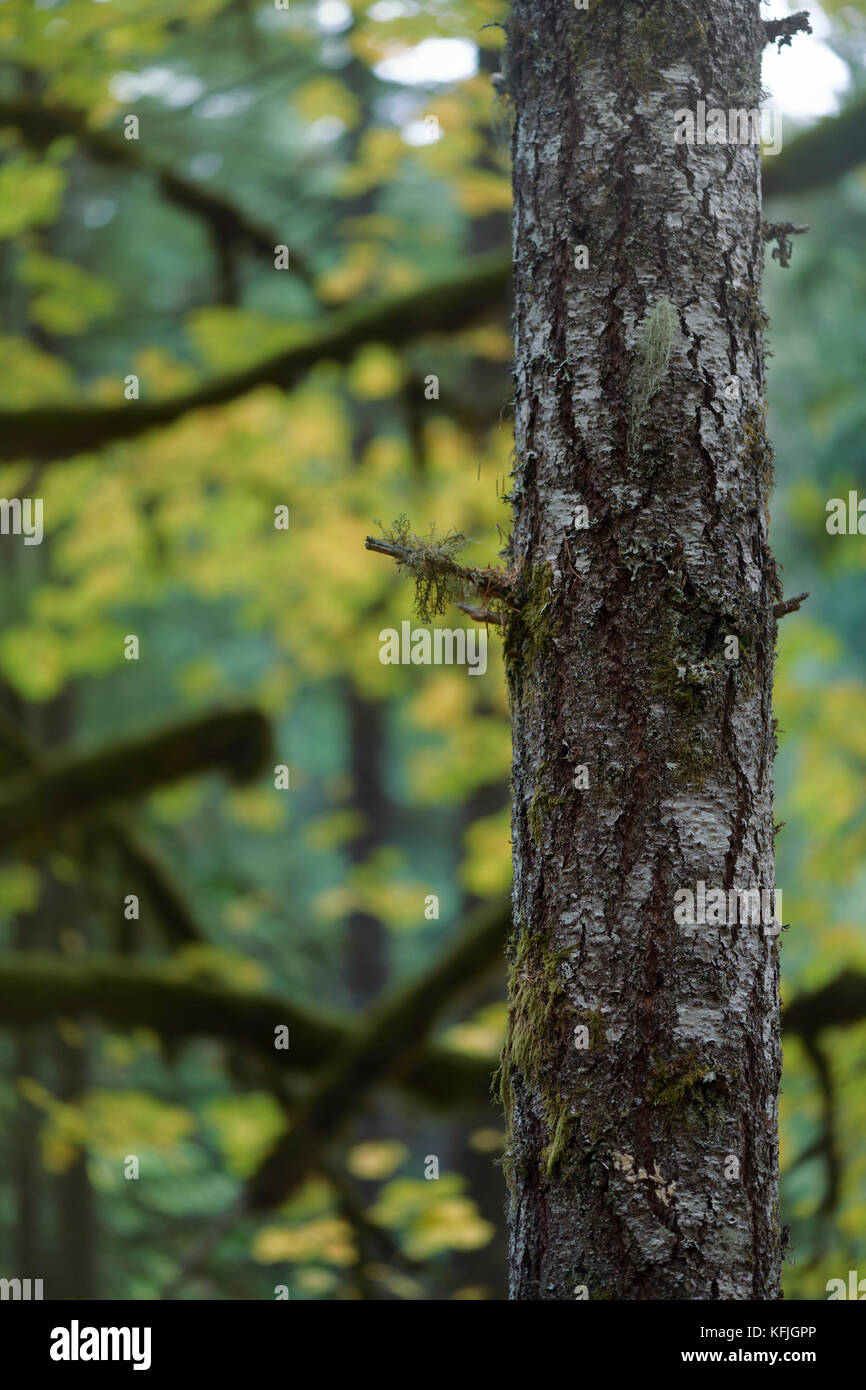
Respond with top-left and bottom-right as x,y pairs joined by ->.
455,602 -> 504,625
773,592 -> 809,620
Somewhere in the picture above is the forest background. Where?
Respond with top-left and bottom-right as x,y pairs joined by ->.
0,0 -> 864,1301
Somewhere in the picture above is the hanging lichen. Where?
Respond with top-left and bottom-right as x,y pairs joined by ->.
373,515 -> 470,622
629,296 -> 681,446
371,515 -> 513,624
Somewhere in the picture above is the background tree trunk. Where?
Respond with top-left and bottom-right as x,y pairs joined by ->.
501,0 -> 782,1299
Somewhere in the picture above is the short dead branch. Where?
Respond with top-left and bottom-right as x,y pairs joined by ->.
763,13 -> 812,51
773,592 -> 809,620
763,221 -> 810,269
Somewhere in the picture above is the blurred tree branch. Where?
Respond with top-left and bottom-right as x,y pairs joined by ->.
97,817 -> 204,946
782,969 -> 866,1038
0,937 -> 503,1107
244,899 -> 507,1210
0,252 -> 510,462
159,900 -> 507,1291
0,706 -> 273,853
0,95 -> 318,296
0,707 -> 203,944
801,1034 -> 841,1219
763,92 -> 866,200
0,930 -> 862,1167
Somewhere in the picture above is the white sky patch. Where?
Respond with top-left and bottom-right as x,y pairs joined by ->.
761,0 -> 849,118
197,91 -> 253,120
109,68 -> 170,100
369,1 -> 421,19
315,0 -> 352,32
402,117 -> 440,146
162,76 -> 206,108
375,37 -> 478,86
109,67 -> 204,107
365,4 -> 847,122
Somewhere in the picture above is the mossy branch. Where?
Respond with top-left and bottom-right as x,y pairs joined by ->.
0,939 -> 504,1106
0,252 -> 510,463
0,951 -> 332,1056
0,706 -> 273,854
0,923 -> 853,1123
365,516 -> 514,622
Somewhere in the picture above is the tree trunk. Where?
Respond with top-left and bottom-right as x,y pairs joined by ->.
501,0 -> 782,1299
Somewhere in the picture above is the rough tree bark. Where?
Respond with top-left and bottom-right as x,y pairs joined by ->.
500,0 -> 783,1299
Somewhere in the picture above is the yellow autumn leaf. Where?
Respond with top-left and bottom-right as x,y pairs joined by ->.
252,1218 -> 356,1266
347,1140 -> 409,1181
295,76 -> 359,129
347,344 -> 405,399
